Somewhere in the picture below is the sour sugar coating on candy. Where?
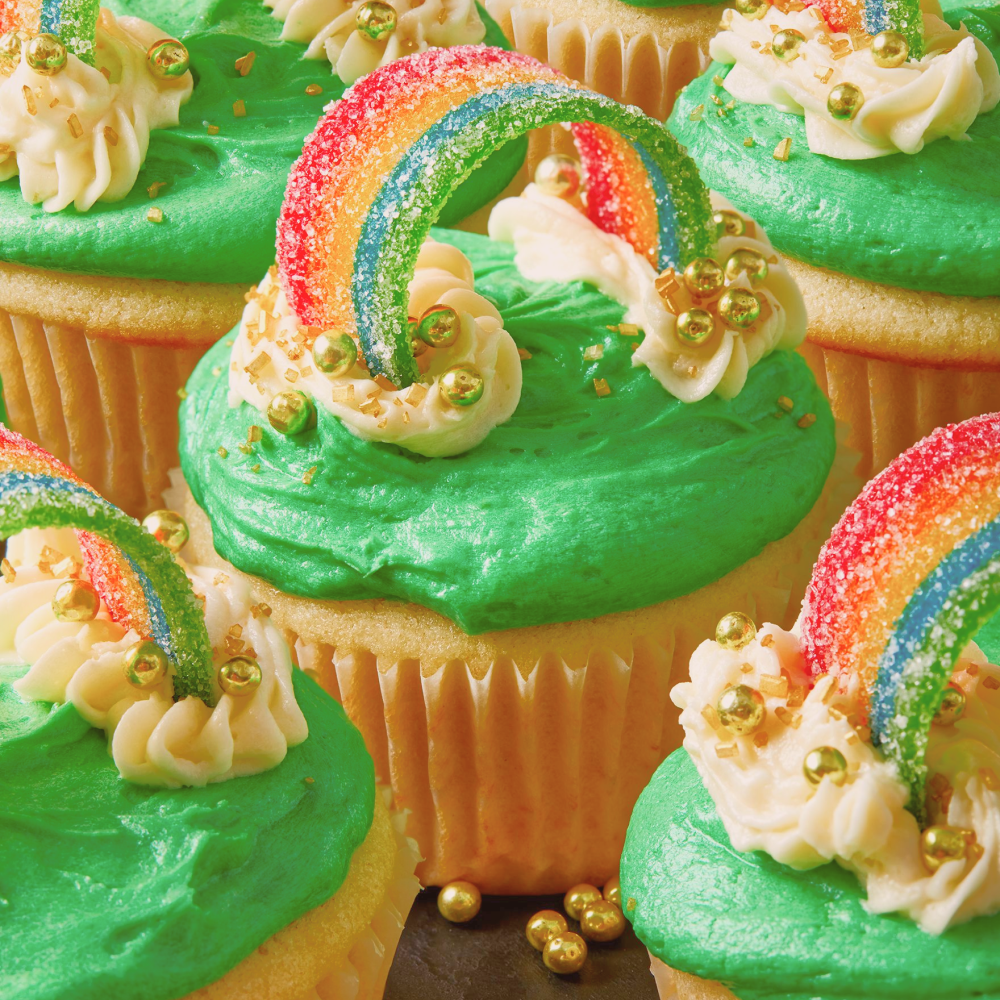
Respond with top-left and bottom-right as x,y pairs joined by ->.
803,0 -> 923,55
0,427 -> 216,704
276,45 -> 714,388
1,0 -> 101,63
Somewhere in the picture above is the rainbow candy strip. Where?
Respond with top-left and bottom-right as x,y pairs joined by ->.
806,0 -> 924,57
0,427 -> 215,704
801,414 -> 1000,813
277,46 -> 714,388
0,0 -> 100,63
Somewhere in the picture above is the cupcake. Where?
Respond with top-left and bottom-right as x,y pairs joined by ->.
0,426 -> 419,1000
176,45 -> 854,894
0,0 -> 520,518
622,412 -> 1000,999
669,0 -> 1000,480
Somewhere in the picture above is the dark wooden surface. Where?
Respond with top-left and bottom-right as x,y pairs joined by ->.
384,889 -> 659,999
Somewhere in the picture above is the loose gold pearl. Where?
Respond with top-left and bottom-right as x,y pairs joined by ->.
603,875 -> 622,909
871,30 -> 908,67
142,510 -> 190,554
675,308 -> 716,346
267,389 -> 315,435
124,639 -> 169,689
717,684 -> 767,735
921,826 -> 972,872
417,304 -> 461,348
146,39 -> 190,79
772,29 -> 806,62
0,31 -> 23,74
437,881 -> 481,923
355,1 -> 398,41
51,579 -> 100,622
682,257 -> 725,298
526,910 -> 568,951
219,655 -> 262,696
803,746 -> 848,786
580,899 -> 626,942
716,611 -> 756,650
543,931 -> 588,975
26,34 -> 67,76
734,0 -> 768,19
934,682 -> 966,726
714,209 -> 745,237
828,83 -> 865,121
564,883 -> 602,921
440,364 -> 484,407
533,153 -> 582,199
718,288 -> 761,328
724,248 -> 769,285
312,330 -> 357,377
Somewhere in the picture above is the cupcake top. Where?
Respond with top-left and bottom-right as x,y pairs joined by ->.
622,413 -> 1000,998
0,428 -> 376,1000
0,0 -> 517,285
180,45 -> 837,635
668,0 -> 1000,296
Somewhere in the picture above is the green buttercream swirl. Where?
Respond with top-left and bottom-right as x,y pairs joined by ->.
180,229 -> 835,635
668,8 -> 1000,298
0,663 -> 375,1000
622,750 -> 1000,1000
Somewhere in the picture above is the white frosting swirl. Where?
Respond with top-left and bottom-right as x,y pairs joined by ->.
488,187 -> 805,403
673,624 -> 1000,933
0,8 -> 193,212
264,0 -> 486,85
1,530 -> 307,788
712,1 -> 1000,159
229,240 -> 522,457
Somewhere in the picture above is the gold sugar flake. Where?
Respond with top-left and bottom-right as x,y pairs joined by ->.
244,354 -> 270,381
377,417 -> 388,430
815,67 -> 834,83
774,706 -> 801,728
845,731 -> 860,745
250,602 -> 272,618
583,344 -> 604,361
213,573 -> 230,587
299,365 -> 314,379
759,673 -> 789,698
250,463 -> 261,474
787,686 -> 805,709
104,125 -> 119,146
798,413 -> 817,429
710,94 -> 724,106
233,99 -> 247,118
984,676 -> 1000,690
302,466 -> 318,486
147,181 -> 167,199
753,731 -> 769,748
717,108 -> 727,119
211,366 -> 222,378
146,206 -> 164,224
22,86 -> 35,116
773,138 -> 792,162
405,383 -> 428,406
1,558 -> 15,584
284,368 -> 299,383
330,384 -> 355,404
715,742 -> 739,759
689,103 -> 705,122
67,113 -> 83,138
517,348 -> 532,360
358,397 -> 383,417
247,425 -> 263,445
238,442 -> 253,455
777,396 -> 794,413
49,97 -> 59,108
740,662 -> 754,673
38,546 -> 64,574
760,633 -> 775,648
967,662 -> 981,676
224,634 -> 245,656
725,100 -> 736,111
52,556 -> 80,578
712,74 -> 725,86
305,83 -> 323,96
235,51 -> 256,76
228,624 -> 243,639
593,378 -> 611,398
217,446 -> 228,459
177,387 -> 188,400
980,767 -> 1000,791
206,123 -> 220,135
243,646 -> 258,660
701,705 -> 722,730
374,374 -> 398,392
99,66 -> 110,81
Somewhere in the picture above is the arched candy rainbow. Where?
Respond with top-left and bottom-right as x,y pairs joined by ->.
277,45 -> 714,388
804,0 -> 924,58
0,427 -> 215,704
801,413 -> 1000,814
0,0 -> 101,64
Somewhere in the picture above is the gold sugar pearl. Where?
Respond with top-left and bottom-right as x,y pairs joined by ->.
124,639 -> 169,689
871,30 -> 908,67
933,682 -> 966,726
26,33 -> 67,76
921,825 -> 973,873
603,875 -> 622,909
734,0 -> 768,19
724,248 -> 769,285
714,209 -> 745,237
716,611 -> 756,650
51,579 -> 100,622
526,910 -> 568,951
355,1 -> 398,41
146,39 -> 190,80
718,288 -> 761,328
267,389 -> 315,435
312,330 -> 357,377
0,30 -> 23,73
533,153 -> 582,199
142,509 -> 190,554
717,684 -> 767,736
417,304 -> 461,348
543,932 -> 588,975
676,308 -> 715,346
828,82 -> 865,120
563,883 -> 602,921
437,881 -> 481,923
579,899 -> 626,942
440,363 -> 485,408
682,257 -> 725,298
219,655 -> 262,696
772,29 -> 806,62
408,317 -> 428,357
803,746 -> 848,786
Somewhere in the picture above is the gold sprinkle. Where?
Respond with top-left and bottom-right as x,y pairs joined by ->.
832,48 -> 850,60
654,269 -> 682,310
224,634 -> 245,655
359,397 -> 383,417
405,383 -> 428,407
777,395 -> 794,413
235,51 -> 256,76
593,378 -> 611,398
740,662 -> 754,674
851,32 -> 872,49
330,384 -> 355,404
773,137 -> 792,162
845,731 -> 860,745
147,207 -> 164,224
284,368 -> 299,383
701,705 -> 722,730
147,181 -> 167,199
689,103 -> 705,122
760,634 -> 775,648
583,344 -> 604,361
797,413 -> 817,429
67,113 -> 83,139
206,123 -> 220,135
725,100 -> 736,111
211,366 -> 222,378
984,676 -> 1000,690
716,108 -> 727,119
392,397 -> 403,407
304,776 -> 315,784
245,354 -> 270,378
22,86 -> 35,116
299,365 -> 314,379
769,22 -> 781,32
753,731 -> 769,748
969,842 -> 985,862
814,66 -> 834,84
787,687 -> 805,708
238,443 -> 253,455
626,898 -> 636,912
828,706 -> 845,721
302,465 -> 318,485
99,66 -> 110,81
631,342 -> 639,351
177,387 -> 188,400
243,646 -> 257,660
759,674 -> 789,698
247,425 -> 263,444
710,94 -> 723,106
744,137 -> 754,147
213,573 -> 230,587
250,602 -> 272,618
712,73 -> 725,86
228,624 -> 243,639
402,410 -> 410,424
218,446 -> 228,459
715,742 -> 739,759
250,463 -> 261,474
517,348 -> 532,360
774,706 -> 801,728
374,374 -> 398,392
377,417 -> 388,429
39,546 -> 64,575
750,40 -> 761,49
233,99 -> 246,118
52,557 -> 79,579
305,83 -> 323,96
103,125 -> 119,146
1,558 -> 16,584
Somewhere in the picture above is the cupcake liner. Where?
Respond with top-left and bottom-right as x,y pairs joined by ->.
649,955 -> 736,1000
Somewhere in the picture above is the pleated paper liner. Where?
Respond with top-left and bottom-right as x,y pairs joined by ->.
0,260 -> 244,519
650,956 -> 737,1000
191,789 -> 421,1000
788,258 -> 1000,483
175,432 -> 857,894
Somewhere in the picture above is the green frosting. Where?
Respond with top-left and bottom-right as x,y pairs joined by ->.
0,1 -> 522,284
668,11 -> 1000,298
621,750 -> 1000,1000
180,229 -> 836,635
0,663 -> 375,1000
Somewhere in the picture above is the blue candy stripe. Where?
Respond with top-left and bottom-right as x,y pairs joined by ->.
40,2 -> 60,34
630,138 -> 680,273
